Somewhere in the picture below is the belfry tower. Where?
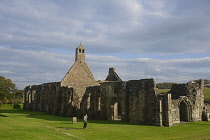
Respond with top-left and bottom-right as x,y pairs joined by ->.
75,43 -> 86,63
61,43 -> 98,103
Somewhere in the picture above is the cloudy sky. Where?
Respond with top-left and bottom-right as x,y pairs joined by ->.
1,0 -> 210,89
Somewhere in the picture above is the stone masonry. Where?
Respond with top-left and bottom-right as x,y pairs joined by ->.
61,43 -> 99,108
24,44 -> 210,126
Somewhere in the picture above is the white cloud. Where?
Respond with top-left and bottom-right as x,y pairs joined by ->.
1,0 -> 210,55
1,45 -> 210,89
0,71 -> 14,74
0,0 -> 210,88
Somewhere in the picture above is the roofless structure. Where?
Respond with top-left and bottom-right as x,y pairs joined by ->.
24,43 -> 210,126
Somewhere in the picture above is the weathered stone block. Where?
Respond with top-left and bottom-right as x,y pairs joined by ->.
72,117 -> 77,124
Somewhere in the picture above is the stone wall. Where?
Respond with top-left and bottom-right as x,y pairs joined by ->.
24,78 -> 210,127
80,78 -> 159,125
24,82 -> 77,117
127,79 -> 158,124
168,79 -> 210,124
80,86 -> 101,119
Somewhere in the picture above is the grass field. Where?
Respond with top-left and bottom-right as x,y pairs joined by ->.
1,87 -> 210,140
204,87 -> 210,103
1,108 -> 210,140
158,87 -> 210,103
158,89 -> 170,94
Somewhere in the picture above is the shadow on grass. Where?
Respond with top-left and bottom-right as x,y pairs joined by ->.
186,122 -> 210,126
88,119 -> 158,127
0,114 -> 7,117
0,109 -> 155,127
0,109 -> 70,122
58,127 -> 84,130
0,109 -> 33,115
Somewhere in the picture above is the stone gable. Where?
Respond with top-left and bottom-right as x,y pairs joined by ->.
61,44 -> 98,103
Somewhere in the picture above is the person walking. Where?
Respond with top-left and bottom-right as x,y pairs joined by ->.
83,114 -> 88,129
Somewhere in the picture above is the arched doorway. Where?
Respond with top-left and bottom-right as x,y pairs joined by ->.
179,99 -> 191,122
110,98 -> 121,121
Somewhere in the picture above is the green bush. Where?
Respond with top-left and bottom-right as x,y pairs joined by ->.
13,104 -> 21,109
157,82 -> 176,89
0,104 -> 23,109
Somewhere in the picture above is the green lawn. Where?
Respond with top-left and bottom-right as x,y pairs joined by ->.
1,87 -> 210,140
1,108 -> 210,140
204,87 -> 210,103
158,87 -> 210,103
158,88 -> 170,94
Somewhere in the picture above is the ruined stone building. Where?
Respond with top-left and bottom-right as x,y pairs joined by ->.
61,43 -> 99,108
24,44 -> 210,126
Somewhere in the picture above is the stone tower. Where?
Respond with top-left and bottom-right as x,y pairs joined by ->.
61,43 -> 98,106
105,68 -> 122,81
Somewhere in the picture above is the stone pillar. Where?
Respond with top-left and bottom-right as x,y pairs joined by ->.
165,93 -> 173,127
155,99 -> 163,126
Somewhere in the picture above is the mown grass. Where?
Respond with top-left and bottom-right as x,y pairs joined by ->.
204,87 -> 210,103
1,88 -> 210,140
158,89 -> 170,94
1,108 -> 210,140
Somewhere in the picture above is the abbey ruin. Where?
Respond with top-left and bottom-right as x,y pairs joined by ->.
24,44 -> 210,126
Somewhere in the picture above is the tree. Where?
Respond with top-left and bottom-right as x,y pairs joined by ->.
14,90 -> 24,104
156,82 -> 176,89
0,76 -> 18,103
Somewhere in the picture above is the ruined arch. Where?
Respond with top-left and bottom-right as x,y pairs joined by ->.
28,90 -> 32,103
179,97 -> 192,122
66,88 -> 73,103
97,96 -> 101,111
32,89 -> 36,103
80,90 -> 92,116
110,97 -> 121,120
87,93 -> 91,110
66,88 -> 73,117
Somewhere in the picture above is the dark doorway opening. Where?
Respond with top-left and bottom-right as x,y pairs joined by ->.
179,100 -> 191,122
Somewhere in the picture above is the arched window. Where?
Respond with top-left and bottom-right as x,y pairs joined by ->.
98,96 -> 101,111
28,91 -> 31,103
32,90 -> 35,102
87,94 -> 91,110
179,99 -> 191,122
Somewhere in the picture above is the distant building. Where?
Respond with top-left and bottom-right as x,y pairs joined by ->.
24,44 -> 210,126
